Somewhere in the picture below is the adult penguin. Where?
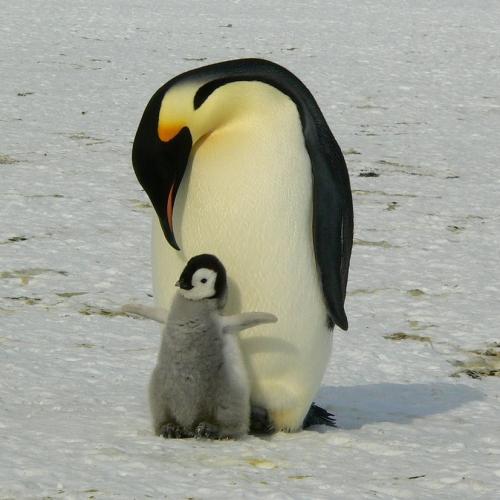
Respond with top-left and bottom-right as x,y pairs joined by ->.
132,58 -> 353,432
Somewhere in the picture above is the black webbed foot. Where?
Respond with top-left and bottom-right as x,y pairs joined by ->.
194,422 -> 220,439
160,422 -> 188,439
250,406 -> 274,434
303,403 -> 336,428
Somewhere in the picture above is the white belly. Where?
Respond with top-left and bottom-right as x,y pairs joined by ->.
152,101 -> 332,430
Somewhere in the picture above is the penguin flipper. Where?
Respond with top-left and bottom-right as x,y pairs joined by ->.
219,312 -> 278,334
311,148 -> 354,331
121,303 -> 168,324
302,403 -> 336,428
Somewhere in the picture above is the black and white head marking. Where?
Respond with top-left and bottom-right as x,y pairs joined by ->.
176,254 -> 227,301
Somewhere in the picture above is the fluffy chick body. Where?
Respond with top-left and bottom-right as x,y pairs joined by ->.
149,294 -> 250,438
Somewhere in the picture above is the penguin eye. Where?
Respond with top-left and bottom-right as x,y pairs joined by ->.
201,278 -> 207,284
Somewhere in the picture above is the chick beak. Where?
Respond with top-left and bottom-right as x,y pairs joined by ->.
175,278 -> 193,290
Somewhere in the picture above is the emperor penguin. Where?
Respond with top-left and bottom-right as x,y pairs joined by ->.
132,58 -> 354,432
123,254 -> 277,439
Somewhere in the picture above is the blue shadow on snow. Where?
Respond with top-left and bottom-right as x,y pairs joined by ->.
314,382 -> 485,430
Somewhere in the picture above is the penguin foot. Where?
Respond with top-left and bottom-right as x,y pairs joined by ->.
250,406 -> 275,435
303,403 -> 336,428
160,422 -> 188,439
194,422 -> 220,439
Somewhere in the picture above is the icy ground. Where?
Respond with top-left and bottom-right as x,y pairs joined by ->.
1,1 -> 500,498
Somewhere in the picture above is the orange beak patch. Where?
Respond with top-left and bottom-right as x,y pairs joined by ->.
158,122 -> 184,142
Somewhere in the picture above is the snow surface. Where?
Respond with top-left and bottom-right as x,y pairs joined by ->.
1,1 -> 500,498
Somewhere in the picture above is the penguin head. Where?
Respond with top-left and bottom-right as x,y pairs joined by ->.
157,79 -> 244,145
134,79 -> 245,251
176,254 -> 227,303
133,59 -> 294,251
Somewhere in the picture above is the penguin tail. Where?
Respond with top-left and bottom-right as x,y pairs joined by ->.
303,403 -> 336,428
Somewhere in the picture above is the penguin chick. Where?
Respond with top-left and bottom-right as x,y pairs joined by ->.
122,254 -> 277,439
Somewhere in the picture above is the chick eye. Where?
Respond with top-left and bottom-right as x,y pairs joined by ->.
201,278 -> 207,284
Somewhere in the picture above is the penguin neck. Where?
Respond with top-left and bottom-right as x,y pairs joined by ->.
193,81 -> 297,146
173,293 -> 221,314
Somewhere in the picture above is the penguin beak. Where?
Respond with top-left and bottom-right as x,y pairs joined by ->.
158,122 -> 185,143
175,278 -> 192,290
132,122 -> 193,251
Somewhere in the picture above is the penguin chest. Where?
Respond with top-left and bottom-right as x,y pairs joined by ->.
178,118 -> 317,301
187,131 -> 309,246
154,107 -> 326,323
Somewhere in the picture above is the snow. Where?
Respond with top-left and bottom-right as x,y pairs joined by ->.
1,1 -> 500,498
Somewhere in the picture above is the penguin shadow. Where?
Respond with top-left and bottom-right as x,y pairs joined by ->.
225,277 -> 243,314
314,382 -> 485,430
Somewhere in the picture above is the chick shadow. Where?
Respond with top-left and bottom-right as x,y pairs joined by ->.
313,382 -> 485,430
